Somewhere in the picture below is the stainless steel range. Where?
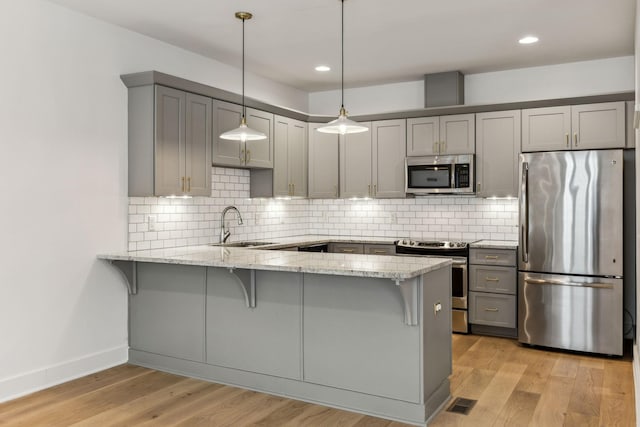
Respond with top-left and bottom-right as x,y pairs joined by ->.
395,240 -> 469,333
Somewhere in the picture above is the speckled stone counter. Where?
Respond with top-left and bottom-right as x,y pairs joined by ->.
469,240 -> 518,250
98,243 -> 450,281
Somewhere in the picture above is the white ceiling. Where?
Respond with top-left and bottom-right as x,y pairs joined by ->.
48,0 -> 635,92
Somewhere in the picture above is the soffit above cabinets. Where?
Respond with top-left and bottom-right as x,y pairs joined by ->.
47,0 -> 634,92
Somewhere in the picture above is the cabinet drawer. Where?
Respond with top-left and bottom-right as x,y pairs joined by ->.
363,244 -> 396,256
469,265 -> 516,294
328,243 -> 364,254
469,292 -> 516,328
470,248 -> 516,266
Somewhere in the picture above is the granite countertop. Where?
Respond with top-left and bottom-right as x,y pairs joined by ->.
470,240 -> 518,250
98,244 -> 450,281
253,235 -> 398,249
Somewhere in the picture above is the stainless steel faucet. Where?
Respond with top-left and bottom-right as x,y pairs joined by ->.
219,206 -> 243,243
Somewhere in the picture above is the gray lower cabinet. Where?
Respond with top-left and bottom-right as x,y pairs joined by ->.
206,268 -> 302,379
363,243 -> 396,255
130,263 -> 206,362
303,274 -> 422,402
212,100 -> 274,168
475,110 -> 520,198
328,242 -> 364,254
308,123 -> 339,198
128,85 -> 212,196
469,248 -> 517,337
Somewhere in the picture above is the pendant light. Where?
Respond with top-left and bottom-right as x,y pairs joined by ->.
220,12 -> 266,142
317,0 -> 368,135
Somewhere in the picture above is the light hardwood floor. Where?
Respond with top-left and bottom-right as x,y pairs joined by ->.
0,335 -> 635,426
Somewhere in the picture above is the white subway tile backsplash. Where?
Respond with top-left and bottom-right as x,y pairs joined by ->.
127,167 -> 519,250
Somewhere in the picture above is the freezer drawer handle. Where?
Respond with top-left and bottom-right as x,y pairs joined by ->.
524,278 -> 614,289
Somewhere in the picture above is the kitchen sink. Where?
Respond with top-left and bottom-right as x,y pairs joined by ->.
210,241 -> 276,248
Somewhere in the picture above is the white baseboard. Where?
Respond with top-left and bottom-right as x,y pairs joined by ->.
0,345 -> 128,403
634,343 -> 640,425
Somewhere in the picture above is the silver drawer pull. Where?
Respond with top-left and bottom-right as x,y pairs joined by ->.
373,250 -> 387,254
485,277 -> 500,282
484,308 -> 499,312
342,249 -> 354,253
484,255 -> 499,260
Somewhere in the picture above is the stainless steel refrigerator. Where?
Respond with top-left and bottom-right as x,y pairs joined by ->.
518,149 -> 623,356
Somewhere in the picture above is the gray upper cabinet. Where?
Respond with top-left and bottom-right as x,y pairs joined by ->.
185,92 -> 213,196
407,116 -> 439,156
212,100 -> 274,168
406,114 -> 474,156
571,102 -> 625,150
439,114 -> 475,154
475,110 -> 521,198
340,122 -> 373,198
372,119 -> 406,198
308,124 -> 339,199
522,102 -> 625,152
273,115 -> 307,197
127,84 -> 211,197
340,120 -> 406,199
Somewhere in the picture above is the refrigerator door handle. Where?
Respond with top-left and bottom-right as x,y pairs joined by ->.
520,162 -> 529,263
524,278 -> 614,289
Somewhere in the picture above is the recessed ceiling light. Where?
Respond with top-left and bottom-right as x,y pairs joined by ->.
519,36 -> 539,45
315,65 -> 331,72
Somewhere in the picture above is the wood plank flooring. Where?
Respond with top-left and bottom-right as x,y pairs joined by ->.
0,335 -> 635,426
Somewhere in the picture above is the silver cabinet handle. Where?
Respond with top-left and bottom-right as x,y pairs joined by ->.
368,184 -> 371,197
484,308 -> 499,312
573,133 -> 578,147
441,140 -> 446,153
240,148 -> 245,164
246,149 -> 251,164
433,141 -> 438,154
520,161 -> 529,263
342,249 -> 355,253
565,133 -> 569,148
524,278 -> 614,289
373,249 -> 387,254
484,255 -> 499,260
187,177 -> 191,192
485,277 -> 500,282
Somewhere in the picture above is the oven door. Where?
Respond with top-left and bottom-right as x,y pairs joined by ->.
450,258 -> 468,309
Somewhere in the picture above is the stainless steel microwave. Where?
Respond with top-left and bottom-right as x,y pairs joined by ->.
405,154 -> 474,195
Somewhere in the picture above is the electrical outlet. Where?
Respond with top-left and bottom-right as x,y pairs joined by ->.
148,215 -> 157,231
433,302 -> 442,316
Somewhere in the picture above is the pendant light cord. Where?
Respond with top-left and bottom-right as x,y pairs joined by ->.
242,16 -> 246,120
341,0 -> 344,110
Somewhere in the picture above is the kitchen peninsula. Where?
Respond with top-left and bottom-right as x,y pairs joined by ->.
99,244 -> 452,426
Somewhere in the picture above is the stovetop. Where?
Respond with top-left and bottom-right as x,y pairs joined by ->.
395,239 -> 469,249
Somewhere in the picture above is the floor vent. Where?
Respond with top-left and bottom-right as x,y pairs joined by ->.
446,397 -> 477,415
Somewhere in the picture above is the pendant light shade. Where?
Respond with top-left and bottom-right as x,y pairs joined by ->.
220,12 -> 266,142
317,0 -> 367,135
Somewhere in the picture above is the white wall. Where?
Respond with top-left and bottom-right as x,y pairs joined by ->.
0,0 -> 305,402
309,56 -> 635,115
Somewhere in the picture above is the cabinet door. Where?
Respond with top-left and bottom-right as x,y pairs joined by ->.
273,116 -> 290,197
339,122 -> 372,198
521,106 -> 571,152
469,292 -> 516,328
328,243 -> 364,254
475,110 -> 521,197
185,93 -> 212,196
571,102 -> 625,150
407,116 -> 439,156
288,119 -> 308,197
212,101 -> 243,167
440,114 -> 475,154
308,124 -> 339,198
372,119 -> 406,198
154,86 -> 185,196
245,108 -> 274,168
